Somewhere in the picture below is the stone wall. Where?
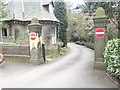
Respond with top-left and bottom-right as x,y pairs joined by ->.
2,45 -> 30,62
0,23 -> 28,42
2,45 -> 30,55
11,24 -> 28,41
42,23 -> 57,50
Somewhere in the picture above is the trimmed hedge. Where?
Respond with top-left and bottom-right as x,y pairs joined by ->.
104,39 -> 120,79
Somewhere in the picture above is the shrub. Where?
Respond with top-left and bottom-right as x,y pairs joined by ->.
75,41 -> 94,50
46,47 -> 68,59
86,43 -> 94,50
104,39 -> 120,79
59,47 -> 68,56
75,41 -> 86,46
16,32 -> 29,44
75,41 -> 81,45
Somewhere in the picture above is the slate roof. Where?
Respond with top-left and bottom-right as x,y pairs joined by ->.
1,1 -> 59,22
42,0 -> 50,5
42,0 -> 54,6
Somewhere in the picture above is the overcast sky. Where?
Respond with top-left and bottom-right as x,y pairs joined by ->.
4,0 -> 84,4
65,0 -> 84,4
65,0 -> 84,9
4,0 -> 85,9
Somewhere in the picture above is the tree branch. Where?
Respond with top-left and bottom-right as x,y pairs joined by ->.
109,18 -> 118,27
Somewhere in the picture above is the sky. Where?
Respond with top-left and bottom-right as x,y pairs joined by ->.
65,0 -> 84,5
65,0 -> 84,9
4,0 -> 84,4
4,0 -> 85,9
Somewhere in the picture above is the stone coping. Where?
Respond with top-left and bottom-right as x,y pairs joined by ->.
4,54 -> 30,57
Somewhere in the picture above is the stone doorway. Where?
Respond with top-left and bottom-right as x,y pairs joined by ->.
2,28 -> 8,42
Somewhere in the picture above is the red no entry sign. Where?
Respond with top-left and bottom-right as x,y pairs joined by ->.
95,28 -> 105,38
30,32 -> 36,40
0,53 -> 3,62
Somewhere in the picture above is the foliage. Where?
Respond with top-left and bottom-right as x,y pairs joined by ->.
46,47 -> 68,59
67,13 -> 94,49
85,43 -> 94,50
67,13 -> 84,42
0,42 -> 16,45
75,1 -> 119,40
0,1 -> 9,27
66,2 -> 94,49
46,50 -> 59,59
104,39 -> 120,79
54,0 -> 68,47
81,1 -> 118,26
59,47 -> 68,55
74,1 -> 118,40
16,32 -> 29,44
70,15 -> 94,50
75,41 -> 94,50
75,41 -> 86,46
0,1 -> 9,18
106,26 -> 118,41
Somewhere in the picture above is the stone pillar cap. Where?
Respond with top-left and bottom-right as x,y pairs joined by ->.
94,7 -> 108,19
28,17 -> 41,26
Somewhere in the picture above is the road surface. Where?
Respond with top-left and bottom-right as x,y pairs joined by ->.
1,43 -> 118,88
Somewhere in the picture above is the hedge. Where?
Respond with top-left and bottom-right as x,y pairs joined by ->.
75,41 -> 94,50
104,39 -> 120,79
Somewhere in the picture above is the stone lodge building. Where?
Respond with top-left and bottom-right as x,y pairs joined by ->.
0,0 -> 59,49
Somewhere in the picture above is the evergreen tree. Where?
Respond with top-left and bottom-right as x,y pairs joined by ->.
0,1 -> 9,27
54,0 -> 68,47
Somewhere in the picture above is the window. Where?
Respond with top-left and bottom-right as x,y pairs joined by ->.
2,28 -> 7,36
51,27 -> 56,44
43,5 -> 49,12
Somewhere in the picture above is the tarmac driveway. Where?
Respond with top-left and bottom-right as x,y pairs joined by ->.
2,43 -> 118,88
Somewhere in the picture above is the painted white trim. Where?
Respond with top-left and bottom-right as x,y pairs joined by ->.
1,28 -> 3,42
30,36 -> 36,38
55,27 -> 57,44
96,32 -> 104,34
49,3 -> 54,14
21,0 -> 24,13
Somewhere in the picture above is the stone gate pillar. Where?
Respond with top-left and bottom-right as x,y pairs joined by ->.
28,18 -> 44,65
93,7 -> 108,69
